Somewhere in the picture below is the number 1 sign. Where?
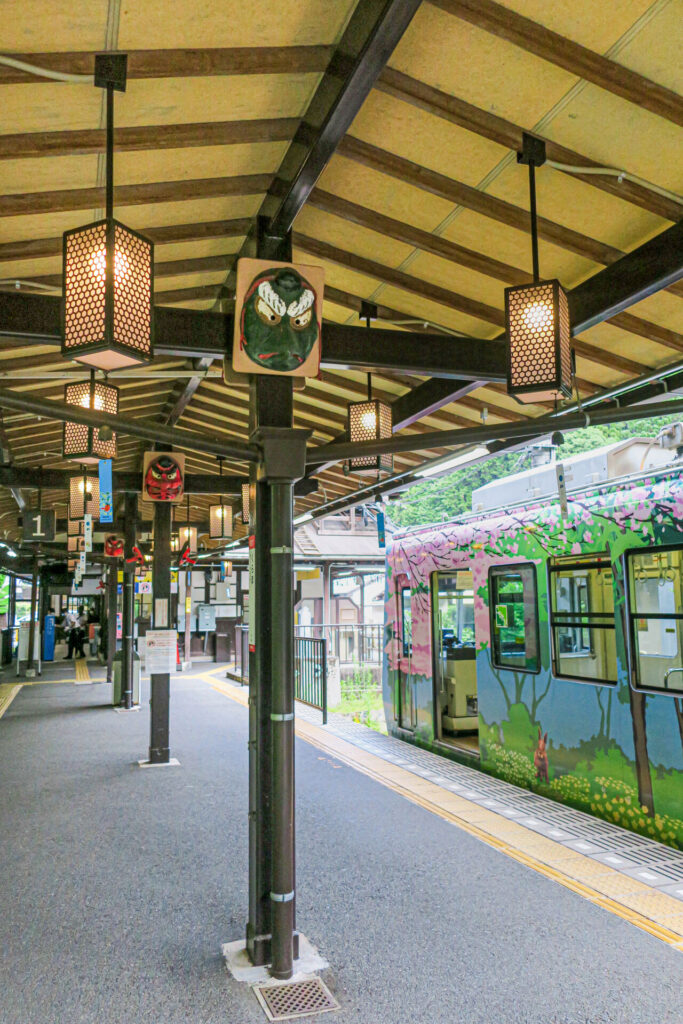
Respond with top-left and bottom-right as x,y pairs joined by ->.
22,510 -> 56,542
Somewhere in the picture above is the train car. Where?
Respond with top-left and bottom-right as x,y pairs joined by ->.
383,438 -> 683,849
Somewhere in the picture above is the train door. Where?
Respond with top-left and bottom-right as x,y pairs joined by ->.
396,577 -> 415,731
431,570 -> 479,753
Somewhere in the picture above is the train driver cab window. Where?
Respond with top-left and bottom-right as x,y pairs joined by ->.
400,586 -> 412,657
549,558 -> 617,684
627,548 -> 683,695
490,564 -> 540,673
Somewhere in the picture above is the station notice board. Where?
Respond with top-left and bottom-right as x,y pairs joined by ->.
145,630 -> 177,674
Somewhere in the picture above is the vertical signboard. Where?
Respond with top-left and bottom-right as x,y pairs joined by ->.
99,459 -> 113,523
377,510 -> 386,549
248,534 -> 256,653
83,513 -> 93,552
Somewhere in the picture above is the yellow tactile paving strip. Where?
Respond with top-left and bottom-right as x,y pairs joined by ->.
75,659 -> 91,683
201,668 -> 683,952
0,683 -> 22,719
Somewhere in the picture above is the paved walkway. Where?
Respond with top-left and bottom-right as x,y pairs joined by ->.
0,662 -> 681,1024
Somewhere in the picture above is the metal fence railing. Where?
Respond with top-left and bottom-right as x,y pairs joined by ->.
296,623 -> 383,665
234,627 -> 327,722
294,635 -> 327,723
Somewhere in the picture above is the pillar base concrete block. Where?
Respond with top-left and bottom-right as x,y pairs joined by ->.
136,757 -> 181,768
222,933 -> 328,985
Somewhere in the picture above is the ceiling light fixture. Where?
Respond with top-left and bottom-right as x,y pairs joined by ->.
63,370 -> 119,461
347,302 -> 393,477
506,133 -> 571,404
62,54 -> 153,371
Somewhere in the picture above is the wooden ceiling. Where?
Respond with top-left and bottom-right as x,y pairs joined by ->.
0,0 -> 681,542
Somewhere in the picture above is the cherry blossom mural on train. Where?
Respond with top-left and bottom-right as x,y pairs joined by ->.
384,469 -> 683,849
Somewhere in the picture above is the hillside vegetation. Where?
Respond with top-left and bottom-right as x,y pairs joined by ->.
387,415 -> 681,530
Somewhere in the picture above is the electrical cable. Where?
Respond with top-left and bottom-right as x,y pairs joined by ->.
0,279 -> 60,292
547,160 -> 683,208
0,55 -> 93,84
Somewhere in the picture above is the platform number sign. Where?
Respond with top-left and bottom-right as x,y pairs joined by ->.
23,509 -> 55,542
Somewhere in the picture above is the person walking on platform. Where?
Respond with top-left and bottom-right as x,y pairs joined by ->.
63,609 -> 78,660
75,606 -> 87,659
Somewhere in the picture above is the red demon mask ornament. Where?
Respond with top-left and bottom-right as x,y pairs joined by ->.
144,454 -> 184,502
105,535 -> 124,558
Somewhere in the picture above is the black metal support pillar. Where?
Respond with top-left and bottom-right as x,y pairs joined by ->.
246,216 -> 296,968
149,500 -> 172,764
121,492 -> 137,708
106,564 -> 117,684
26,554 -> 38,670
254,427 -> 309,981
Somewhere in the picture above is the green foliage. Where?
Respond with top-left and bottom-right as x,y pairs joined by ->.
331,665 -> 386,732
388,415 -> 682,529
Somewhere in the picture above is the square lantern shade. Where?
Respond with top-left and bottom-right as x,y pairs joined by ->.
505,279 -> 571,403
62,219 -> 154,370
69,473 -> 100,519
68,558 -> 77,572
63,379 -> 119,462
347,399 -> 393,475
209,503 -> 234,540
241,482 -> 250,525
68,535 -> 85,553
178,525 -> 197,553
67,518 -> 84,536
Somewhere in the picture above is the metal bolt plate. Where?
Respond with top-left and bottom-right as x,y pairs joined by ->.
253,977 -> 339,1020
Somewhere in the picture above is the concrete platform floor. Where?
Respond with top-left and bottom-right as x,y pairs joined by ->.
0,666 -> 682,1024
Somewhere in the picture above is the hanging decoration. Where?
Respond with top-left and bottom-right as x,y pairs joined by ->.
506,133 -> 571,403
231,258 -> 324,377
62,54 -> 153,370
142,452 -> 185,503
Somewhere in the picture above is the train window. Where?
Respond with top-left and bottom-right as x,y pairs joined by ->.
549,559 -> 617,685
489,564 -> 540,673
400,587 -> 412,657
435,572 -> 475,656
627,548 -> 683,695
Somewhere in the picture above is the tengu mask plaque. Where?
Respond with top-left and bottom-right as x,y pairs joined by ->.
232,258 -> 324,377
142,452 -> 186,503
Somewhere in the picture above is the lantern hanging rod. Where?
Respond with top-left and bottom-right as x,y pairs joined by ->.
517,132 -> 546,284
0,387 -> 258,462
94,53 -> 128,221
307,396 -> 683,466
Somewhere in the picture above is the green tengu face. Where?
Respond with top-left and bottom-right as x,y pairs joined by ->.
240,267 -> 319,372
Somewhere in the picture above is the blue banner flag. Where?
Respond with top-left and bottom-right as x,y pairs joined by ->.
377,511 -> 386,549
99,459 -> 113,523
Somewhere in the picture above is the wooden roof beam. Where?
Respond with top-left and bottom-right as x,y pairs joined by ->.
0,118 -> 301,161
0,174 -> 272,218
377,68 -> 683,222
431,0 -> 683,128
0,47 -> 333,85
0,219 -> 251,265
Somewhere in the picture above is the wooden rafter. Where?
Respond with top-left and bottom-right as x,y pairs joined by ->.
376,68 -> 683,222
0,174 -> 272,218
0,47 -> 333,85
0,118 -> 301,161
430,0 -> 683,128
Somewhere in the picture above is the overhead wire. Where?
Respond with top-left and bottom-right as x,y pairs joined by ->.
0,55 -> 93,84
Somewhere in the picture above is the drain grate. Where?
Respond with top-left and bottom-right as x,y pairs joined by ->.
253,977 -> 340,1021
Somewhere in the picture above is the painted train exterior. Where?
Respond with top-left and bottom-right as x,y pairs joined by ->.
383,449 -> 683,849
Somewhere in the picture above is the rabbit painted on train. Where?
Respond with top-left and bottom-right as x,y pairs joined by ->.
534,727 -> 549,784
